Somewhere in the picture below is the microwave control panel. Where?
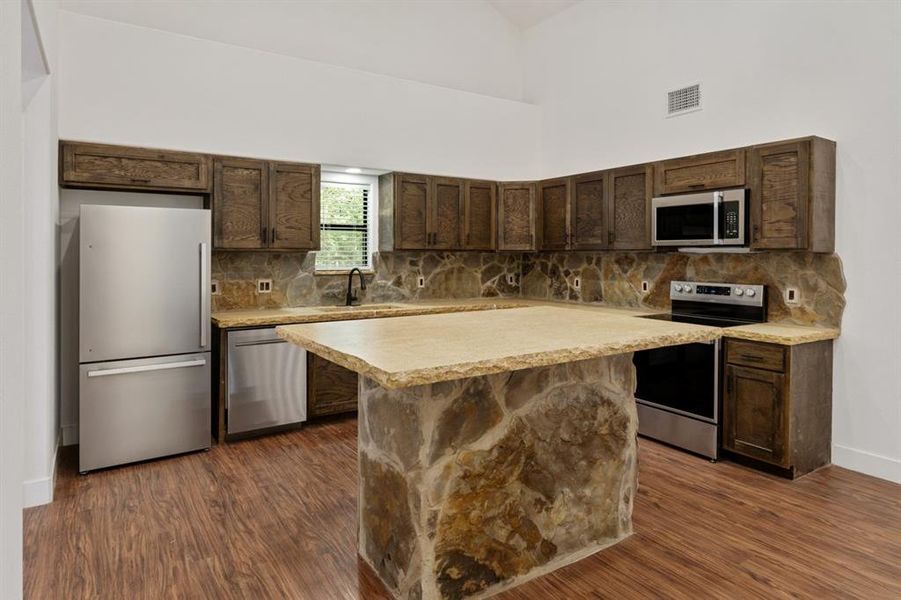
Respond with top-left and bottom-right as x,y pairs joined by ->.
723,201 -> 740,239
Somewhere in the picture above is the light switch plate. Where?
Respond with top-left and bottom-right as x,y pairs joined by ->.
417,276 -> 425,288
257,279 -> 272,294
211,280 -> 220,295
641,280 -> 650,293
785,287 -> 799,305
573,276 -> 581,290
506,274 -> 516,286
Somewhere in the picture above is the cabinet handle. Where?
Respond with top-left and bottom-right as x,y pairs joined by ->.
688,184 -> 705,189
271,227 -> 277,243
130,178 -> 151,184
261,227 -> 267,244
753,224 -> 760,241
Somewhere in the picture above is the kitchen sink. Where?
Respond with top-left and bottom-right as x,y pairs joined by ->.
314,303 -> 406,312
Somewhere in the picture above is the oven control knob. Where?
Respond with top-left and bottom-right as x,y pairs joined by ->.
674,284 -> 683,292
734,288 -> 744,296
683,285 -> 692,293
746,289 -> 756,297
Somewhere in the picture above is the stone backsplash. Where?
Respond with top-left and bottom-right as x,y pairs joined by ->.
522,251 -> 846,328
211,251 -> 522,311
213,249 -> 846,328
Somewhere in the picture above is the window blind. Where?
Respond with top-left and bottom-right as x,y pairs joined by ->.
318,182 -> 370,270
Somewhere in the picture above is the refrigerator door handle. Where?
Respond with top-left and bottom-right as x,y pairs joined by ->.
87,359 -> 207,378
199,242 -> 209,348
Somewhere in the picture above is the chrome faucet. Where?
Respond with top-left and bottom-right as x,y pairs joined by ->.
345,267 -> 367,306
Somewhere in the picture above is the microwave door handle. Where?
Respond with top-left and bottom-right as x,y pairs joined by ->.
712,192 -> 722,245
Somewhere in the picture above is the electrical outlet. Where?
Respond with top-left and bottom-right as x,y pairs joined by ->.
506,274 -> 516,286
641,280 -> 650,293
211,280 -> 220,295
785,287 -> 799,305
257,279 -> 272,294
417,276 -> 425,288
573,276 -> 581,290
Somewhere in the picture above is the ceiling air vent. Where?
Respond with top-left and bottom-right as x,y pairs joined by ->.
667,83 -> 701,117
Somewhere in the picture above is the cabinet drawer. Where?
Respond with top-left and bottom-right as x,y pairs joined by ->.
655,149 -> 745,195
61,142 -> 211,192
726,340 -> 785,372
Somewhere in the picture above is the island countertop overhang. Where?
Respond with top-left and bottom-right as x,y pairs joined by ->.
276,305 -> 722,389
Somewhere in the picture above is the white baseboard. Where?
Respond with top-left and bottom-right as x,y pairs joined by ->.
61,423 -> 78,446
23,438 -> 59,508
832,444 -> 901,484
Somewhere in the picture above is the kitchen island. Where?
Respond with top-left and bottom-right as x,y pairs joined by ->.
277,306 -> 719,599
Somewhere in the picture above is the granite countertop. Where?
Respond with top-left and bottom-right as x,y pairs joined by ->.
211,298 -> 657,328
722,322 -> 841,345
276,305 -> 721,389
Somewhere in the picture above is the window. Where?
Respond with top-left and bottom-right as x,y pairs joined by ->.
317,180 -> 374,271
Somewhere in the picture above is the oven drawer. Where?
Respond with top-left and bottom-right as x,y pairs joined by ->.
726,340 -> 785,372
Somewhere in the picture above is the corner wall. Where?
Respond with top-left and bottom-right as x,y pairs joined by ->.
524,0 -> 901,482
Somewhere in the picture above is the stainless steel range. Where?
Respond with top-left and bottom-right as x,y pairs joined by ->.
633,281 -> 766,459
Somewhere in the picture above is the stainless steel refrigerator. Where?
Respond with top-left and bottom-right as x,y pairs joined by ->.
79,204 -> 211,472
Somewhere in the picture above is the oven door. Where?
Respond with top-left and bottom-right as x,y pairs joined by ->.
633,339 -> 719,423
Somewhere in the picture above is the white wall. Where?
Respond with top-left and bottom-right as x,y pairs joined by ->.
57,11 -> 540,180
58,0 -> 524,101
1,0 -> 27,594
23,0 -> 59,509
524,1 -> 901,482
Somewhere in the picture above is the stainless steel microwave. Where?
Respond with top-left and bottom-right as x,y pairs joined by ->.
651,189 -> 747,247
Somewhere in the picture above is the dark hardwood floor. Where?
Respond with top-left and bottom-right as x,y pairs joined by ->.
24,417 -> 901,599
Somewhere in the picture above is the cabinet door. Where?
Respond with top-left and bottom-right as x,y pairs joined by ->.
307,353 -> 358,417
723,364 -> 788,466
571,171 -> 608,250
463,180 -> 496,250
655,149 -> 745,195
748,140 -> 809,250
497,182 -> 537,251
608,165 -> 653,250
431,177 -> 464,250
394,173 -> 431,250
213,157 -> 268,249
538,178 -> 570,251
61,141 -> 211,192
269,162 -> 320,250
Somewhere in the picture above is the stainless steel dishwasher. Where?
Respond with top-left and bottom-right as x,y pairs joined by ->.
227,327 -> 307,437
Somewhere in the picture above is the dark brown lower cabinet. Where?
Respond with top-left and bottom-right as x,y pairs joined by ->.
307,353 -> 358,417
722,339 -> 833,478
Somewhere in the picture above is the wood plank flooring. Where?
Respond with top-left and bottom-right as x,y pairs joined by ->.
24,417 -> 901,599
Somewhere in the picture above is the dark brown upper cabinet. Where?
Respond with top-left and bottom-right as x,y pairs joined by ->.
213,157 -> 268,250
393,173 -> 431,250
431,177 -> 464,249
60,141 -> 211,192
655,148 -> 746,195
269,162 -> 320,250
607,164 -> 653,250
748,136 -> 835,252
571,171 -> 609,250
497,182 -> 537,251
538,177 -> 571,251
463,180 -> 496,251
213,158 -> 320,251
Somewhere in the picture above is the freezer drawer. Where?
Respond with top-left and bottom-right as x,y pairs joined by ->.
79,204 -> 211,362
79,353 -> 211,472
227,328 -> 307,436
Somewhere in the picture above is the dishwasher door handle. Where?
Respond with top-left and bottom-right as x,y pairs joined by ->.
233,339 -> 287,348
87,359 -> 207,378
